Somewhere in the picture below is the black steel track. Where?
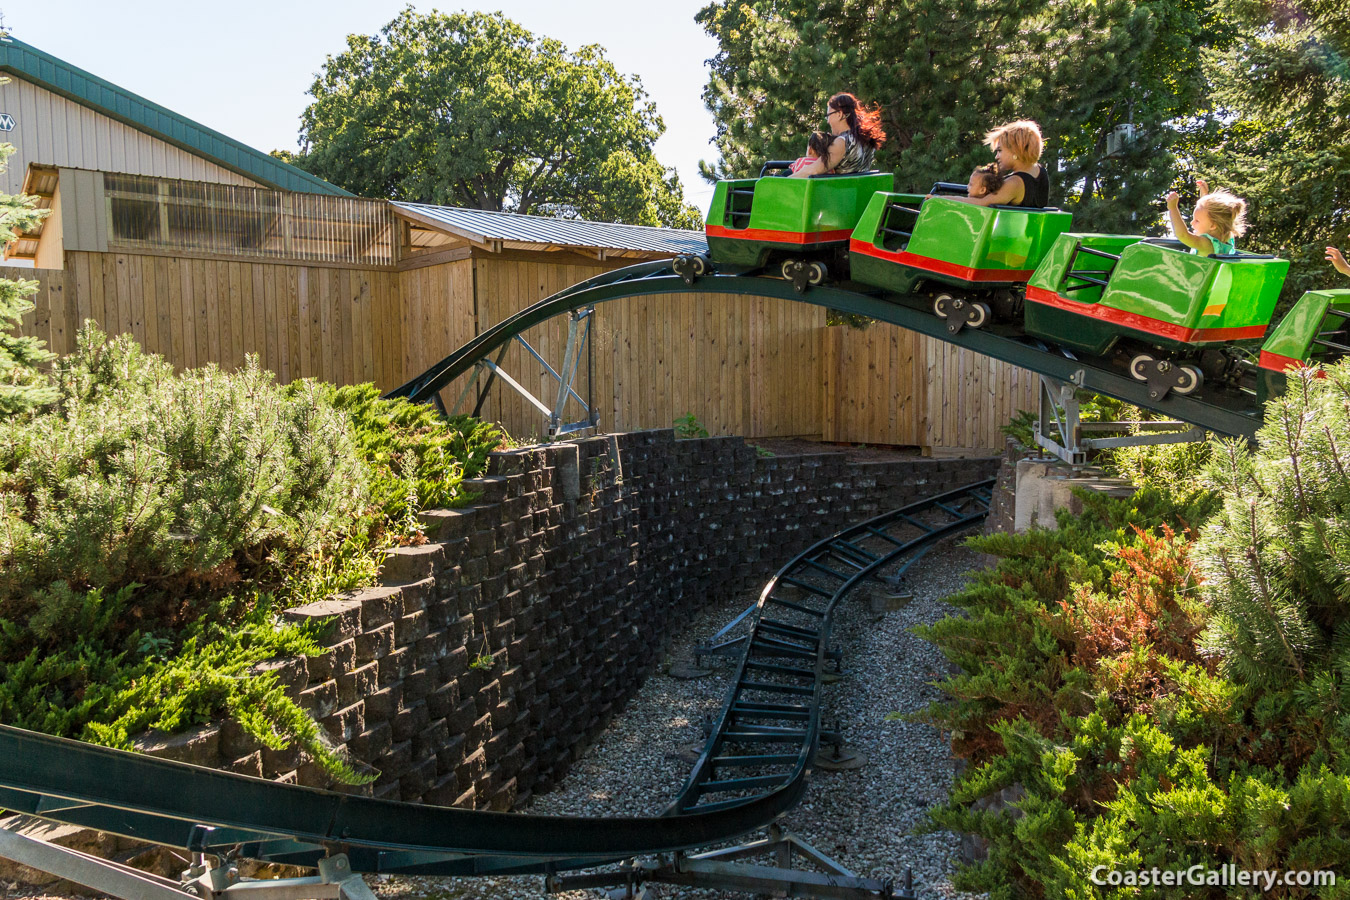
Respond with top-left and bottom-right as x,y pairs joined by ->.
666,480 -> 993,818
384,261 -> 1263,439
0,481 -> 992,877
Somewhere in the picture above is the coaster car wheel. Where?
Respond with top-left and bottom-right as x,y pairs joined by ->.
781,258 -> 822,293
1130,353 -> 1204,399
934,294 -> 990,333
1129,353 -> 1155,381
672,253 -> 711,286
1174,365 -> 1203,395
965,301 -> 990,329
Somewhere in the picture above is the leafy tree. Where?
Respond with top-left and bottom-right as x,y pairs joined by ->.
287,9 -> 702,228
0,140 -> 53,418
1024,0 -> 1225,233
695,0 -> 1219,233
1197,0 -> 1350,302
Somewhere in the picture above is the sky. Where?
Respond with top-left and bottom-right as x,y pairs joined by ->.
13,0 -> 724,211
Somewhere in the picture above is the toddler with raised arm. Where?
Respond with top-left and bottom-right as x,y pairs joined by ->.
1166,179 -> 1248,257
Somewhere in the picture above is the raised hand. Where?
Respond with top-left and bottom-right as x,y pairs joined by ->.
1328,246 -> 1350,278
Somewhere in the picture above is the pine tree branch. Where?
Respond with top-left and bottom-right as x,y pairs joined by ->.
1241,500 -> 1305,680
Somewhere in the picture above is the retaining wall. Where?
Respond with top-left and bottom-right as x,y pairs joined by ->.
139,431 -> 998,809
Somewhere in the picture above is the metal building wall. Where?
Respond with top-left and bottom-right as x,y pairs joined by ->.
0,74 -> 260,194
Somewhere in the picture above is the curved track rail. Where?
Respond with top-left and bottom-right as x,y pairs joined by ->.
667,480 -> 993,818
0,481 -> 992,879
385,261 -> 1264,440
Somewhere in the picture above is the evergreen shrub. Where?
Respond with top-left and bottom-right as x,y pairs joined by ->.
0,326 -> 497,781
0,137 -> 53,419
0,326 -> 366,604
918,366 -> 1350,895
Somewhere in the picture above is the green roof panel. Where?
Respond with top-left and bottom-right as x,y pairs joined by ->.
0,37 -> 351,197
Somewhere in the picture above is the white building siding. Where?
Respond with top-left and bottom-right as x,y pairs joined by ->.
0,74 -> 262,194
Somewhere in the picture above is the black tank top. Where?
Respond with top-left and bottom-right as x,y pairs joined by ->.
1011,167 -> 1050,208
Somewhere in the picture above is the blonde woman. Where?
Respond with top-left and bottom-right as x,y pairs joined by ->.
945,120 -> 1049,208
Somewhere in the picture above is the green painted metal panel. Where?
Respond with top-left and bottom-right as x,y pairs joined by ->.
1027,233 -> 1146,300
706,173 -> 893,267
1262,289 -> 1350,361
1027,233 -> 1288,353
850,194 -> 1072,294
0,38 -> 351,196
1103,243 -> 1218,327
743,173 -> 894,235
900,201 -> 987,270
904,200 -> 1071,272
849,252 -> 927,294
1103,244 -> 1287,334
850,190 -> 897,248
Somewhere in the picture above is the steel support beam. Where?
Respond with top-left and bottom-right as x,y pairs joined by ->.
545,828 -> 914,900
384,263 -> 1264,441
1034,375 -> 1207,466
453,309 -> 598,437
0,824 -> 188,900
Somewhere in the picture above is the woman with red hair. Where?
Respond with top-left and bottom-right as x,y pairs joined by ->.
791,92 -> 886,177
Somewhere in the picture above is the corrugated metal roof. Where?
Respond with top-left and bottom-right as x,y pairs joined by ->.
0,37 -> 352,197
393,202 -> 707,255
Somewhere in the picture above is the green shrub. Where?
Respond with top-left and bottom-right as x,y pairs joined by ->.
916,411 -> 1350,897
0,327 -> 366,604
0,140 -> 54,420
1108,433 -> 1214,496
674,412 -> 709,439
1198,365 -> 1350,694
0,327 -> 497,782
319,383 -> 500,540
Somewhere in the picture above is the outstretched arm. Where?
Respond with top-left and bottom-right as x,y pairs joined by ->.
1330,246 -> 1350,278
1196,178 -> 1210,198
1167,191 -> 1212,254
943,176 -> 1024,207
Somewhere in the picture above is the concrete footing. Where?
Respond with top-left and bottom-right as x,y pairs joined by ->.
1013,458 -> 1135,532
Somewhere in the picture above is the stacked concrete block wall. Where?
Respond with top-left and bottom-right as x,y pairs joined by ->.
152,431 -> 997,809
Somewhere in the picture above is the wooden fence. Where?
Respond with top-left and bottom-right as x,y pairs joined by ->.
823,321 -> 1038,453
13,252 -> 403,390
15,250 -> 1036,451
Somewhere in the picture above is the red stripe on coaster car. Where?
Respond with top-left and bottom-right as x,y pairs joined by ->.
849,240 -> 1034,283
1024,286 -> 1268,344
1258,350 -> 1308,372
707,224 -> 854,244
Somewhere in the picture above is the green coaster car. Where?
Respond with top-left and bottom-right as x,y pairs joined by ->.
1024,233 -> 1289,395
1255,288 -> 1350,400
849,190 -> 1072,328
704,164 -> 894,289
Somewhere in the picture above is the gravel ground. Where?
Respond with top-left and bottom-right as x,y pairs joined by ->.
376,538 -> 988,900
